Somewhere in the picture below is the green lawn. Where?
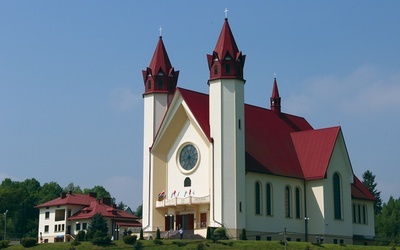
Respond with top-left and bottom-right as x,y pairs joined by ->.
5,239 -> 394,250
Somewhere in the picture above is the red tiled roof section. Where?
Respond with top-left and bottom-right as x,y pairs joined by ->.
291,127 -> 340,180
35,193 -> 97,208
352,175 -> 376,201
68,201 -> 139,220
245,105 -> 313,178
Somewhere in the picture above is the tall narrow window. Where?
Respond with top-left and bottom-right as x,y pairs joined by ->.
333,173 -> 342,219
285,186 -> 291,218
255,182 -> 261,215
295,187 -> 301,219
266,183 -> 272,216
214,66 -> 218,75
148,80 -> 152,89
362,205 -> 367,224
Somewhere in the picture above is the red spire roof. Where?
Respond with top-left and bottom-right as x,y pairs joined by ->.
270,77 -> 281,113
143,36 -> 179,95
149,37 -> 173,76
207,19 -> 246,80
214,19 -> 239,61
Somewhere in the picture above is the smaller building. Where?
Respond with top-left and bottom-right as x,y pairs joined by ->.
35,191 -> 141,243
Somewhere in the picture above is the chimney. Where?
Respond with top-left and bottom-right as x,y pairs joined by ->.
61,192 -> 67,199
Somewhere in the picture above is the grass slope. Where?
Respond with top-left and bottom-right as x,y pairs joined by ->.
5,240 -> 391,249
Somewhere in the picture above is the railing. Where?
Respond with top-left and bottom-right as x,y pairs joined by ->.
156,195 -> 210,208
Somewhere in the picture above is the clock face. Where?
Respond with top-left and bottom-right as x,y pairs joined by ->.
179,144 -> 198,171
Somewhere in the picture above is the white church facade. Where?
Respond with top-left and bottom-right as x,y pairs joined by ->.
141,18 -> 375,245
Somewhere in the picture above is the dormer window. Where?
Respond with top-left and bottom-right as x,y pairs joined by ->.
157,71 -> 164,76
224,55 -> 231,60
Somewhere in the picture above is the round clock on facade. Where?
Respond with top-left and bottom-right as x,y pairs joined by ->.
179,144 -> 199,171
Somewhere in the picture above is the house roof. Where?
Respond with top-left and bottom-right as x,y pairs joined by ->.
68,200 -> 139,221
35,193 -> 97,208
176,87 -> 374,200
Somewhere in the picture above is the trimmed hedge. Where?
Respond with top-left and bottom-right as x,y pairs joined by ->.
21,237 -> 37,248
123,235 -> 137,245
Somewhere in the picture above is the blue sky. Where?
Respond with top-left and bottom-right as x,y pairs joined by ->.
1,1 -> 399,210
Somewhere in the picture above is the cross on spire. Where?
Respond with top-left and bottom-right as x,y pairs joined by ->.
159,26 -> 163,37
224,8 -> 229,19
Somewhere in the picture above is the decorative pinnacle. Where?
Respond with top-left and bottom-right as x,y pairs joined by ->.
224,8 -> 229,19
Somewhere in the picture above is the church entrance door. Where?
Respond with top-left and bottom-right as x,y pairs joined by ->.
176,214 -> 194,229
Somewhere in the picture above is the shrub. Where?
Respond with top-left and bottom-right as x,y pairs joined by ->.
123,235 -> 137,245
0,240 -> 10,248
91,235 -> 112,245
241,228 -> 247,240
197,242 -> 205,250
21,237 -> 37,248
153,238 -> 163,245
173,240 -> 186,247
134,240 -> 143,250
71,241 -> 81,246
206,227 -> 211,239
76,230 -> 86,241
139,228 -> 144,240
213,227 -> 227,240
156,227 -> 161,239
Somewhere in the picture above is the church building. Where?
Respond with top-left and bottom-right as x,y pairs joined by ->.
141,17 -> 375,245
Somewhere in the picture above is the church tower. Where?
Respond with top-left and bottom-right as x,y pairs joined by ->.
207,18 -> 246,235
142,36 -> 179,230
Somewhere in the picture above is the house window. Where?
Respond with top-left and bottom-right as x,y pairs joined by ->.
255,181 -> 262,215
285,186 -> 292,218
295,187 -> 301,219
184,177 -> 191,187
333,173 -> 342,219
266,183 -> 272,216
44,225 -> 49,233
45,211 -> 50,219
76,223 -> 81,231
54,225 -> 57,232
55,209 -> 65,221
83,223 -> 87,230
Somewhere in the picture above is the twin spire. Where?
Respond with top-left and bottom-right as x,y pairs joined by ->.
142,18 -> 282,113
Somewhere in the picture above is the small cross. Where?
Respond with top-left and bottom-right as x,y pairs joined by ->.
159,26 -> 163,37
224,8 -> 229,19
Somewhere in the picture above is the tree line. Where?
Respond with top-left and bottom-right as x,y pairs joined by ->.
0,178 -> 133,240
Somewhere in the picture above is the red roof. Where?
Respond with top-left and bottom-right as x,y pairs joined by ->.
292,127 -> 340,180
213,19 -> 239,61
352,175 -> 376,201
68,201 -> 139,221
35,193 -> 97,208
176,87 -> 374,200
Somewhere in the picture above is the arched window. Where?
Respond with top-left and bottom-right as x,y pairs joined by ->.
266,183 -> 272,216
333,173 -> 342,219
184,177 -> 191,187
295,187 -> 301,219
285,186 -> 292,218
255,182 -> 262,215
